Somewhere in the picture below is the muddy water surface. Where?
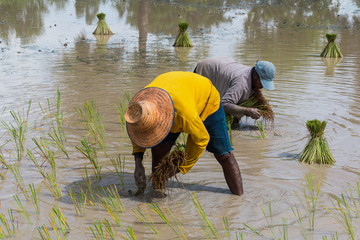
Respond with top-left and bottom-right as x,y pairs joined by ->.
1,0 -> 360,239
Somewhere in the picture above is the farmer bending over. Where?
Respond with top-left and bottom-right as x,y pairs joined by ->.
194,57 -> 276,125
124,71 -> 243,196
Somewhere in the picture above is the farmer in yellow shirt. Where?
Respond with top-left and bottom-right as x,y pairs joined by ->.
124,71 -> 243,196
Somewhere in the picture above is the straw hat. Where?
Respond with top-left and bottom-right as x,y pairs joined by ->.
125,87 -> 174,148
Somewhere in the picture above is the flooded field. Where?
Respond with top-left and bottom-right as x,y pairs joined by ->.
1,0 -> 360,239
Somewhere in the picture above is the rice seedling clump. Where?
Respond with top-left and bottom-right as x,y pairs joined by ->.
299,119 -> 335,164
320,33 -> 343,58
93,13 -> 113,35
150,145 -> 187,191
173,22 -> 193,47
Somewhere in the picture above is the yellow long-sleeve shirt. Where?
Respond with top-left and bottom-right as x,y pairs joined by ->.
131,71 -> 220,173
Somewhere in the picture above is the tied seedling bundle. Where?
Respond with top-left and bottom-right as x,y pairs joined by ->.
299,119 -> 335,165
320,33 -> 343,58
150,143 -> 186,191
173,22 -> 193,47
226,89 -> 274,127
93,13 -> 113,35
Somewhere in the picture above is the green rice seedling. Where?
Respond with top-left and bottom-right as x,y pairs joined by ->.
0,153 -> 24,187
225,114 -> 233,145
44,172 -> 63,200
99,185 -> 125,227
149,203 -> 186,239
294,174 -> 320,231
76,100 -> 106,151
260,202 -> 276,238
26,149 -> 46,178
49,206 -> 70,239
69,188 -> 87,217
346,181 -> 360,217
39,89 -> 68,158
320,34 -> 343,58
223,216 -> 230,240
83,165 -> 95,204
131,204 -> 158,235
38,224 -> 51,240
90,220 -> 105,240
0,209 -> 16,238
115,93 -> 130,131
29,183 -> 40,215
103,218 -> 117,239
256,120 -> 266,139
243,223 -> 262,236
291,206 -> 307,239
1,100 -> 32,161
299,119 -> 335,164
76,139 -> 102,183
10,194 -> 32,224
236,232 -> 244,240
110,155 -> 125,190
191,192 -> 219,239
32,137 -> 57,177
93,13 -> 113,35
121,226 -> 136,240
322,233 -> 339,240
327,194 -> 355,240
173,22 -> 193,47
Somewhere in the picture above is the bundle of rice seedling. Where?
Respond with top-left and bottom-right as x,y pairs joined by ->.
299,119 -> 335,165
320,33 -> 343,58
173,22 -> 193,47
93,13 -> 113,35
150,144 -> 186,190
226,89 -> 274,128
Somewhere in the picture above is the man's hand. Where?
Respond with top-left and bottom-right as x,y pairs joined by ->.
134,157 -> 146,195
245,108 -> 261,119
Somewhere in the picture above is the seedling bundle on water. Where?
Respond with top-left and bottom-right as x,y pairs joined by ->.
173,22 -> 193,47
299,119 -> 335,165
93,13 -> 113,35
320,33 -> 343,58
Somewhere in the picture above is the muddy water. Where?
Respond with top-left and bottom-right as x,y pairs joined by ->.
1,0 -> 360,239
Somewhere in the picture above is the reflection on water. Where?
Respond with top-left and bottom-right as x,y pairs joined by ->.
0,0 -> 360,239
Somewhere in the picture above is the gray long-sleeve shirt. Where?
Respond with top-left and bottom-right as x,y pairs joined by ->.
194,57 -> 253,109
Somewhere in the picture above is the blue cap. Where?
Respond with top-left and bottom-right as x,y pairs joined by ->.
255,61 -> 276,90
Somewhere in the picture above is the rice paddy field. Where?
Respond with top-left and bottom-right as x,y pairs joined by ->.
1,0 -> 360,239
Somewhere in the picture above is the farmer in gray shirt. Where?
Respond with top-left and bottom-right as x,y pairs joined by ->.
194,57 -> 276,122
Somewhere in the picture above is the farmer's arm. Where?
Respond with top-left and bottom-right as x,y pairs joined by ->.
132,143 -> 146,193
178,118 -> 210,173
222,83 -> 261,120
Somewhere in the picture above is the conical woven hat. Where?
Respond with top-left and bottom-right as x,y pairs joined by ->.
125,87 -> 174,148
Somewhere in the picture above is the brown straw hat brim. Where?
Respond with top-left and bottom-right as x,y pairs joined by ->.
126,87 -> 174,148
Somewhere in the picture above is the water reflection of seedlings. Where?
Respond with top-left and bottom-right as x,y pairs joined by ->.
83,165 -> 95,204
76,139 -> 101,184
1,100 -> 32,161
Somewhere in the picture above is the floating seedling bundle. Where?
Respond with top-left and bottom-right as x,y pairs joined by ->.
93,13 -> 113,35
320,33 -> 343,58
173,22 -> 193,47
299,119 -> 335,165
150,144 -> 186,191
